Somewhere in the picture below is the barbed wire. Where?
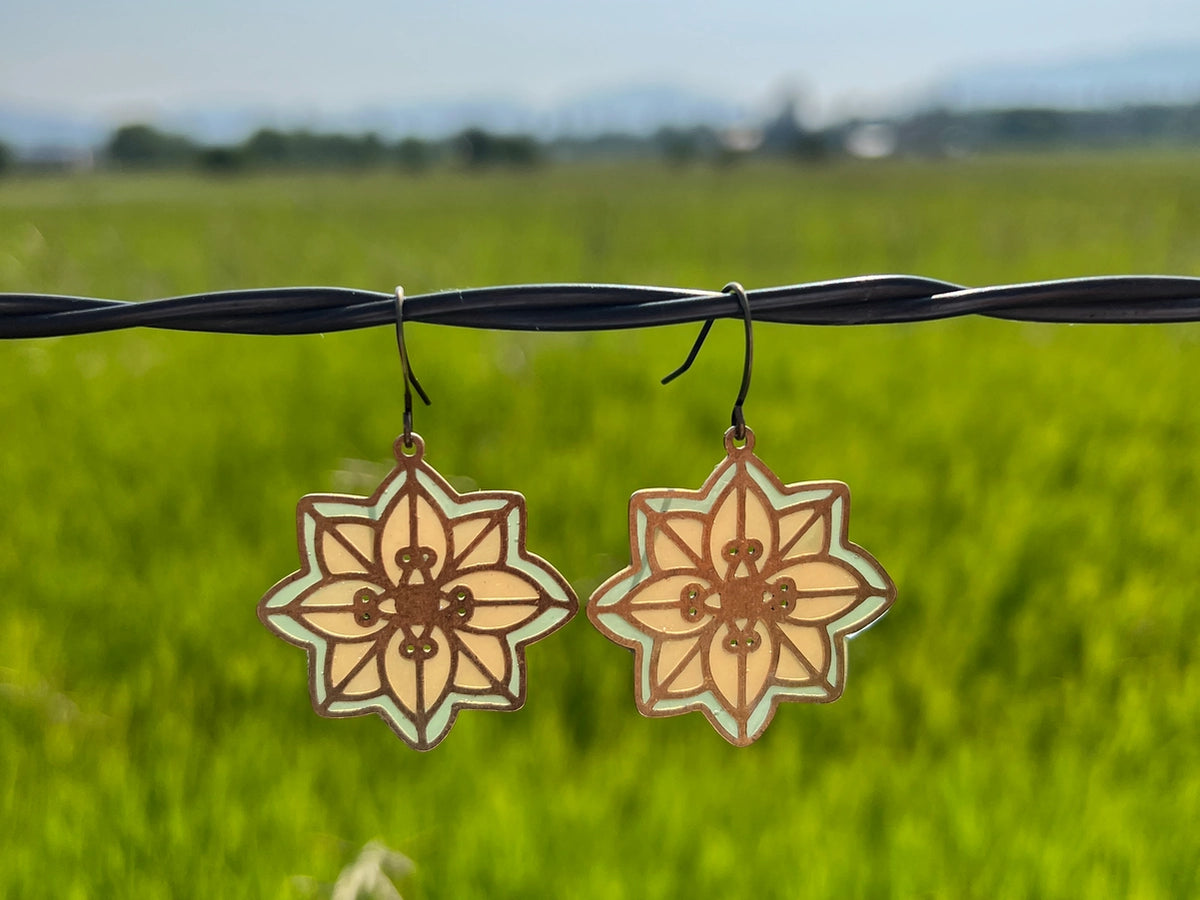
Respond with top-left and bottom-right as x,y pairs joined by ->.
2,275 -> 1200,339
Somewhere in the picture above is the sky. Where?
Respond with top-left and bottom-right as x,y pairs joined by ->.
2,0 -> 1199,123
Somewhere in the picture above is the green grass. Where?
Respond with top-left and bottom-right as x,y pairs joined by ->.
1,156 -> 1199,898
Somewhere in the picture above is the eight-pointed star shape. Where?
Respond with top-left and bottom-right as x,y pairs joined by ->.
259,434 -> 577,751
589,428 -> 896,746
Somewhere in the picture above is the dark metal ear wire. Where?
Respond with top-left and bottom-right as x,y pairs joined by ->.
395,286 -> 431,447
728,282 -> 753,439
661,282 -> 754,440
660,318 -> 716,385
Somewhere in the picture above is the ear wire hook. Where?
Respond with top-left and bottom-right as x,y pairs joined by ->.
395,285 -> 432,448
661,281 -> 753,440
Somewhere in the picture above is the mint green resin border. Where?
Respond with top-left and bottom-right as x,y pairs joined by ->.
265,463 -> 573,742
593,456 -> 892,742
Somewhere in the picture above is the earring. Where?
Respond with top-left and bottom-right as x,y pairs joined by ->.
588,283 -> 896,746
259,287 -> 577,751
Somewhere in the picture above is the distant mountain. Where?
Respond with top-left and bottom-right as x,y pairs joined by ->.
5,43 -> 1200,154
0,85 -> 748,153
928,43 -> 1200,110
152,97 -> 538,146
535,85 -> 749,136
0,105 -> 107,151
156,86 -> 748,143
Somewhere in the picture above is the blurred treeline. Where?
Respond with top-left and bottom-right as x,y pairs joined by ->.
2,99 -> 1199,175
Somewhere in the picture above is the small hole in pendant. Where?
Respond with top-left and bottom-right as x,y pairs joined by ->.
397,434 -> 424,459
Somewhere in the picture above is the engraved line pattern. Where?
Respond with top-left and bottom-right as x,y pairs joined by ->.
260,434 -> 577,751
589,427 -> 896,746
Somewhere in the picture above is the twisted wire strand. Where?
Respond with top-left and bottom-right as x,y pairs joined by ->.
2,275 -> 1200,339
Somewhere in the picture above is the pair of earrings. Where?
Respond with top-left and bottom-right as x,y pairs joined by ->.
258,285 -> 896,750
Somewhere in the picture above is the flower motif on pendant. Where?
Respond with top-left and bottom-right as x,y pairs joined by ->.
259,434 -> 577,751
589,428 -> 896,746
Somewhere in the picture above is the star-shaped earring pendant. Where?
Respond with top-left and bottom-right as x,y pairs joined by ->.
260,434 -> 577,751
589,427 -> 895,746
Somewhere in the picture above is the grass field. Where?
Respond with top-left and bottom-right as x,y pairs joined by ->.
1,156 -> 1199,898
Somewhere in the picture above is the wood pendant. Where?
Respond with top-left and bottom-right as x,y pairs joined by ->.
259,433 -> 577,751
589,427 -> 896,746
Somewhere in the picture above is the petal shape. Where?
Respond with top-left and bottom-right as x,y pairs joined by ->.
379,490 -> 450,583
707,482 -> 740,574
340,661 -> 382,698
451,513 -> 505,569
301,610 -> 387,640
705,478 -> 776,573
464,603 -> 540,631
291,579 -> 389,639
336,521 -> 377,565
649,515 -> 706,572
453,652 -> 493,691
706,625 -> 741,711
779,559 -> 862,592
450,515 -> 492,557
455,631 -> 511,689
261,437 -> 578,751
630,606 -> 709,637
330,641 -> 376,687
421,626 -> 453,713
452,567 -> 542,603
776,507 -> 825,561
413,493 -> 449,577
379,494 -> 413,584
775,622 -> 828,683
743,486 -> 774,563
297,578 -> 374,609
784,592 -> 861,624
586,428 -> 895,747
613,574 -> 714,638
383,629 -> 420,715
743,622 -> 775,708
703,622 -> 775,718
318,520 -> 376,576
772,559 -> 865,623
662,645 -> 705,695
624,573 -> 712,609
654,637 -> 704,693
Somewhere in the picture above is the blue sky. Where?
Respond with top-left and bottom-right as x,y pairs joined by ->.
2,0 -> 1199,120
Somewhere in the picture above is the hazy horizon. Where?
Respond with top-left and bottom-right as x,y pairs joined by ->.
4,0 -> 1200,127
